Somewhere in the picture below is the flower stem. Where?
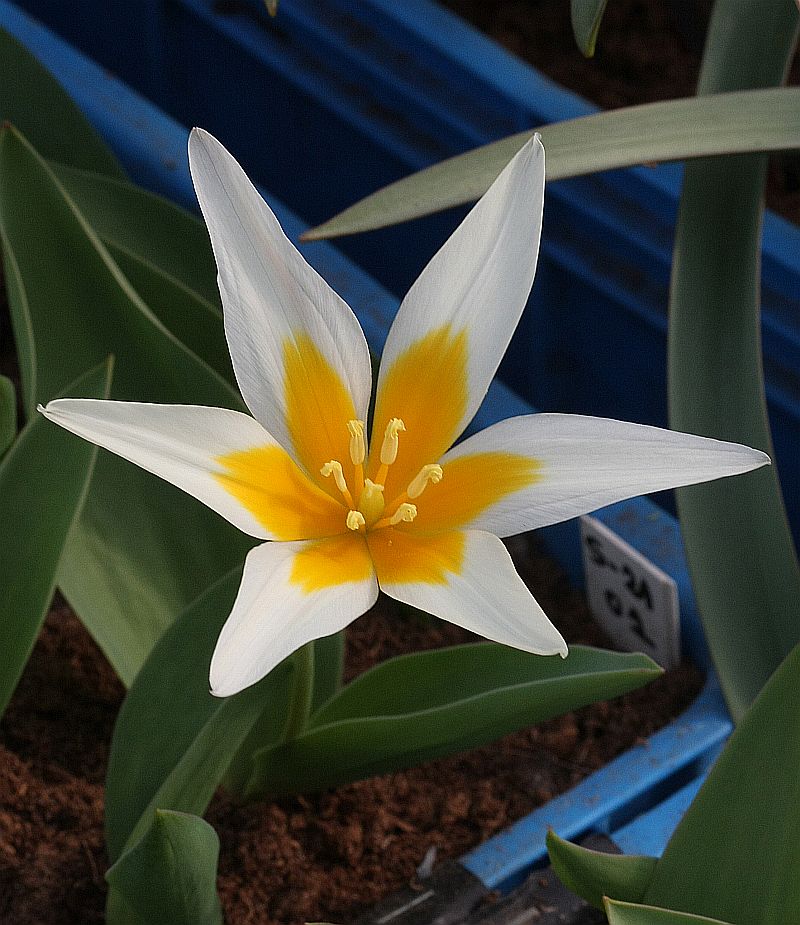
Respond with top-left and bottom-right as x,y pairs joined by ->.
281,642 -> 315,743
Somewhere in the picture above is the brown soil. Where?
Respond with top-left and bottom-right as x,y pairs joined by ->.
439,0 -> 800,226
0,535 -> 701,925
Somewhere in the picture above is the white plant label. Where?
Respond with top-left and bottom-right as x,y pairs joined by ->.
580,515 -> 680,669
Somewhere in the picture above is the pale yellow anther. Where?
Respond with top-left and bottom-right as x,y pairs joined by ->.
380,418 -> 406,466
346,510 -> 366,531
389,503 -> 417,526
347,419 -> 366,465
407,464 -> 443,499
321,460 -> 348,495
359,478 -> 386,526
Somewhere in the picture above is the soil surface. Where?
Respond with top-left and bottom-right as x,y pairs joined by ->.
439,0 -> 800,226
0,536 -> 701,925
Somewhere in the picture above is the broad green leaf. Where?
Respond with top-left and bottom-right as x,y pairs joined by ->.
571,0 -> 609,57
0,375 -> 15,456
304,87 -> 800,240
640,643 -> 800,923
0,28 -> 125,179
105,568 -> 291,861
0,126 -> 251,684
546,830 -> 656,910
668,0 -> 800,721
51,164 -> 220,305
0,360 -> 110,717
245,644 -> 661,797
605,899 -> 734,925
106,810 -> 223,925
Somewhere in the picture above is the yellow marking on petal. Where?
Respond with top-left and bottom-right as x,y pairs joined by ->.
367,529 -> 465,585
290,533 -> 373,593
411,452 -> 543,533
370,325 -> 468,496
284,332 -> 358,495
214,445 -> 347,540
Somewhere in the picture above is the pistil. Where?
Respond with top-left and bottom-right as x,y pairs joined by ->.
359,478 -> 386,526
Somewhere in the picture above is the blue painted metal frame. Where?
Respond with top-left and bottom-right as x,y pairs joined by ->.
0,0 -> 734,896
10,0 -> 800,552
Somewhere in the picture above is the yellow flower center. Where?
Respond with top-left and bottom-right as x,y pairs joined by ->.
320,418 -> 443,533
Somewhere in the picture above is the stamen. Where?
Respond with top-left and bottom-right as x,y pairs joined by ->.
407,464 -> 443,499
346,510 -> 366,531
390,503 -> 417,525
359,478 -> 385,526
380,418 -> 406,466
320,460 -> 354,507
347,420 -> 366,465
347,419 -> 366,496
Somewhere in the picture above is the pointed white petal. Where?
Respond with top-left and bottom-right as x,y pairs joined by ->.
372,135 -> 545,461
435,413 -> 771,536
39,399 -> 344,541
210,537 -> 378,697
376,529 -> 567,657
188,129 -> 371,463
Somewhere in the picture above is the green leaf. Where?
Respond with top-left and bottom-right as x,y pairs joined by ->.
304,87 -> 800,240
546,830 -> 656,910
245,644 -> 661,797
50,164 -> 220,305
0,27 -> 125,179
311,631 -> 345,713
0,360 -> 111,717
0,125 -> 250,684
106,810 -> 223,925
0,375 -> 15,456
605,899 -> 734,925
640,643 -> 800,924
571,0 -> 609,57
105,567 -> 291,861
668,0 -> 800,721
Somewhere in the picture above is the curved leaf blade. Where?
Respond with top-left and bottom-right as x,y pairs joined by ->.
668,0 -> 800,721
304,87 -> 800,240
605,899 -> 734,925
105,567 -> 291,861
0,27 -> 125,179
246,644 -> 661,797
571,0 -> 609,57
641,642 -> 800,923
0,374 -> 15,457
546,830 -> 657,910
0,360 -> 111,717
106,810 -> 223,925
0,125 -> 250,684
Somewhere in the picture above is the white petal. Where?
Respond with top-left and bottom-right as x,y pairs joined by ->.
440,413 -> 771,536
188,129 -> 371,453
210,538 -> 378,697
378,530 -> 567,657
376,134 -> 545,443
39,399 -> 316,540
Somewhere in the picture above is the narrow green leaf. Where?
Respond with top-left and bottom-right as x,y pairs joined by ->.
304,87 -> 800,240
546,830 -> 656,910
105,568 -> 291,861
668,0 -> 800,721
0,360 -> 111,717
0,125 -> 250,684
50,164 -> 220,305
605,899 -> 734,925
245,644 -> 661,797
0,27 -> 125,179
0,375 -> 15,456
311,631 -> 345,713
106,810 -> 223,925
639,642 -> 800,923
571,0 -> 609,57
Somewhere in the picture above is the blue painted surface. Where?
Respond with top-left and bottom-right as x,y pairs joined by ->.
0,1 -> 735,894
